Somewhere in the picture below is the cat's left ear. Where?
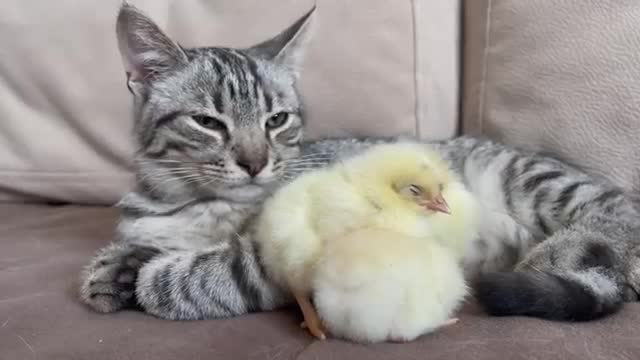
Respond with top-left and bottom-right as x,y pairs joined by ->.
247,5 -> 316,77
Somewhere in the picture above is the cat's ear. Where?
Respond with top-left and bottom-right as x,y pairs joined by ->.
247,5 -> 316,77
116,3 -> 188,95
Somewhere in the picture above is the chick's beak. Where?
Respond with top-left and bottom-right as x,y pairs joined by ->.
422,193 -> 450,214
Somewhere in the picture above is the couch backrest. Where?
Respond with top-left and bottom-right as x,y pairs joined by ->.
463,0 -> 640,194
0,0 -> 460,204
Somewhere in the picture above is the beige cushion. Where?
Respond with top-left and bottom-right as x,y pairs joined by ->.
463,0 -> 640,193
0,0 -> 460,204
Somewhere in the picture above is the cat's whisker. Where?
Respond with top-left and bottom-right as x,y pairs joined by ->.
136,160 -> 197,167
166,169 -> 226,176
137,159 -> 183,163
137,166 -> 196,173
198,175 -> 223,189
285,162 -> 331,168
286,155 -> 334,161
200,167 -> 228,174
138,171 -> 184,182
183,178 -> 206,187
156,168 -> 199,174
284,166 -> 324,172
285,161 -> 331,167
141,167 -> 228,178
289,158 -> 332,164
138,171 -> 195,183
295,152 -> 335,159
282,171 -> 310,176
285,159 -> 332,166
162,175 -> 202,185
151,174 -> 212,193
146,177 -> 185,194
148,173 -> 202,186
137,159 -> 213,167
201,172 -> 226,181
280,173 -> 301,180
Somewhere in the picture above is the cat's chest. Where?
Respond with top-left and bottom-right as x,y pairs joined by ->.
182,200 -> 257,238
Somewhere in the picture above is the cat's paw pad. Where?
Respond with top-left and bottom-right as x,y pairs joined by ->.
81,243 -> 161,312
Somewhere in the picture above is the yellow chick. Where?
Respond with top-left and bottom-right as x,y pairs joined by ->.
255,142 -> 479,341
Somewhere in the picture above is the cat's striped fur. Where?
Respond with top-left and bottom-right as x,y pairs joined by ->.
80,4 -> 640,321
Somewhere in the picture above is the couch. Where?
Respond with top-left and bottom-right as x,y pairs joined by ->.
1,1 -> 639,359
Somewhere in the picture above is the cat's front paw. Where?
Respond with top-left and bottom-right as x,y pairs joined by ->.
80,242 -> 161,313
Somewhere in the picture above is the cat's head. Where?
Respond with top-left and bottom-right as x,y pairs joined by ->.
116,3 -> 314,202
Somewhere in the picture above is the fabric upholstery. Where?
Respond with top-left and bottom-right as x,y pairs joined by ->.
2,204 -> 639,360
0,0 -> 460,204
462,0 -> 640,194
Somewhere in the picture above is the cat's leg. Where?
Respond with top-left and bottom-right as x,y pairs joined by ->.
133,235 -> 291,320
81,237 -> 291,320
80,242 -> 163,313
475,214 -> 632,321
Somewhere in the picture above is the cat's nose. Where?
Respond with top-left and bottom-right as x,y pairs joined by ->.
236,156 -> 268,177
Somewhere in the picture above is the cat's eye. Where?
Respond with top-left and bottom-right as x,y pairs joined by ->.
408,184 -> 423,196
192,115 -> 227,132
266,112 -> 289,129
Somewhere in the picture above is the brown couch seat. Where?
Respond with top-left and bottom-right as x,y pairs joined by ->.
1,204 -> 639,360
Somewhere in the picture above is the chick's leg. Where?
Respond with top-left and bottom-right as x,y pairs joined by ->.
293,290 -> 326,340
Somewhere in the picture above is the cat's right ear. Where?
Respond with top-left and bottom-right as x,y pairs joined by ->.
116,3 -> 188,96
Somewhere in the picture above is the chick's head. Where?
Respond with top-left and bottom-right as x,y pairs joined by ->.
394,172 -> 451,216
344,142 -> 453,216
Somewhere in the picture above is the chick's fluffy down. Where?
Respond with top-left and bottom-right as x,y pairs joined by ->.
256,169 -> 377,295
313,227 -> 467,343
255,142 -> 478,343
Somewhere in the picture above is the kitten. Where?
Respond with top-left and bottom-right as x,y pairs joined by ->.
80,3 -> 640,321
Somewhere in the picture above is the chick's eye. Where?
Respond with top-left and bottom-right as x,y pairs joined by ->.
266,112 -> 289,129
193,115 -> 226,132
438,183 -> 444,192
409,184 -> 422,196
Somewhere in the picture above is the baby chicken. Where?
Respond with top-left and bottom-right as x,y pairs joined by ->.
255,142 -> 479,341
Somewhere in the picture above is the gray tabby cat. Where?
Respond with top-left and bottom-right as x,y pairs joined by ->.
80,3 -> 640,321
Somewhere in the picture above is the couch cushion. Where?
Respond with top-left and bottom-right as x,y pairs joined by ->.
1,204 -> 639,359
462,0 -> 640,193
0,0 -> 460,205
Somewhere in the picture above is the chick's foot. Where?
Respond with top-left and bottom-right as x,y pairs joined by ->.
294,291 -> 327,340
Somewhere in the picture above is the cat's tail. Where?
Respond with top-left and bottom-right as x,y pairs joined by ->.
474,268 -> 624,321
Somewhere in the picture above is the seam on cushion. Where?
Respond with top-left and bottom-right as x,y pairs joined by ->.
410,0 -> 422,138
477,0 -> 493,134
